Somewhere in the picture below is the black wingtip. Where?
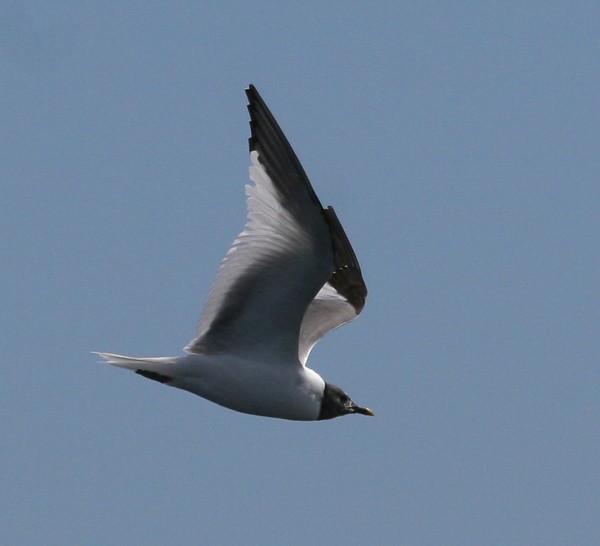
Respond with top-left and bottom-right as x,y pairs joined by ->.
245,84 -> 260,105
244,85 -> 275,136
323,207 -> 367,313
243,85 -> 324,210
245,85 -> 261,153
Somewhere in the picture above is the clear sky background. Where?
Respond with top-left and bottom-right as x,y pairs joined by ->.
3,2 -> 599,545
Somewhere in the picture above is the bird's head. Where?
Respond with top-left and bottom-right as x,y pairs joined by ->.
318,382 -> 375,420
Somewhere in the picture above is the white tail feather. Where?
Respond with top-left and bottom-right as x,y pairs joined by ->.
92,352 -> 176,373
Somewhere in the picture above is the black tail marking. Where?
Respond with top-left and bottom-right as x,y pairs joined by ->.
135,369 -> 172,384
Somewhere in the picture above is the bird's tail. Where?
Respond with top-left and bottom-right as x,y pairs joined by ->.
93,352 -> 177,383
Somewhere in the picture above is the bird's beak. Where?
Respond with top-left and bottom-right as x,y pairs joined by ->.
352,404 -> 375,416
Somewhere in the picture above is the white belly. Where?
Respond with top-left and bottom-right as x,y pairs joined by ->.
172,353 -> 325,421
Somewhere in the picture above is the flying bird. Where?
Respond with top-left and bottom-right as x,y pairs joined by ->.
95,85 -> 373,421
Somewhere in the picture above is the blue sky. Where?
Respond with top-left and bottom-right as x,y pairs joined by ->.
3,2 -> 599,544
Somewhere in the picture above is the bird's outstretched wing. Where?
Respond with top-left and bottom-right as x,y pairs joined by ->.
185,86 -> 366,364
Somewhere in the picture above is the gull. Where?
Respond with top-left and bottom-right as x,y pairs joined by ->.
94,85 -> 373,421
